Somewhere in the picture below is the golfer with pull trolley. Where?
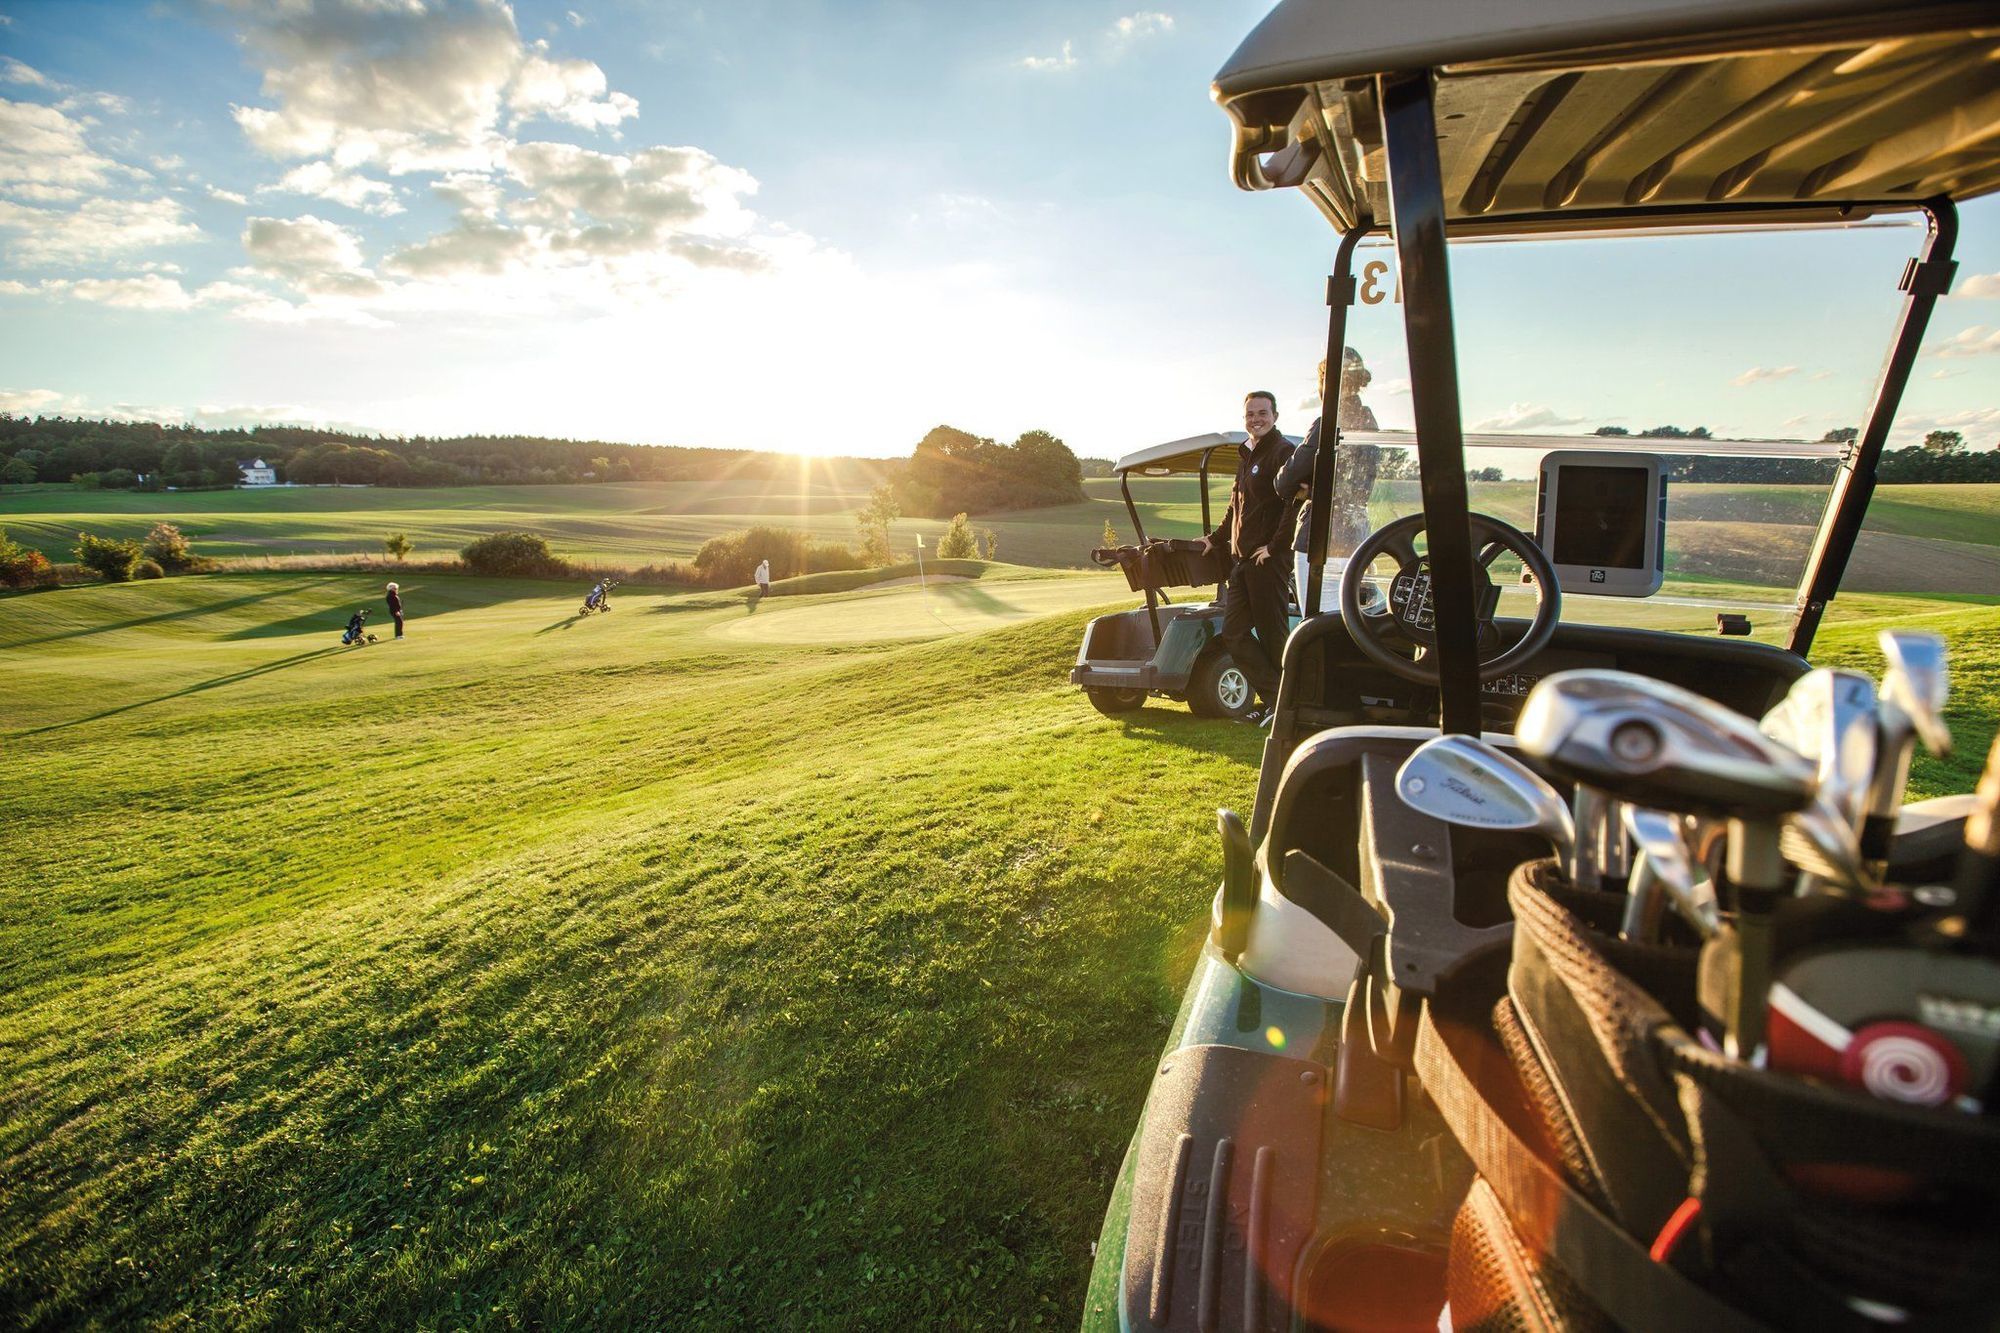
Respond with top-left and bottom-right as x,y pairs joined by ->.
1199,391 -> 1294,725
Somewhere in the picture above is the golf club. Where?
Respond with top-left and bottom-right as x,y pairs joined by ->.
1518,670 -> 1817,1059
1620,806 -> 1712,942
1867,631 -> 1951,880
1395,735 -> 1576,867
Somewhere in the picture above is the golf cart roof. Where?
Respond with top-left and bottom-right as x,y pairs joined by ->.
1214,0 -> 2000,235
1114,431 -> 1304,477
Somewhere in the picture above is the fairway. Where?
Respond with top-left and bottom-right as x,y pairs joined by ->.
712,574 -> 1121,645
3,567 -> 1996,1328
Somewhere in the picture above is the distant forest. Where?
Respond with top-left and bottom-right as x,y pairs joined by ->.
0,413 -> 1092,515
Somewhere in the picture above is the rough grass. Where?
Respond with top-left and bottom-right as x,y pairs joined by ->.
1,571 -> 1994,1330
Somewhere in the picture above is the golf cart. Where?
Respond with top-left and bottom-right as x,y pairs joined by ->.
1083,4 -> 2000,1330
1073,432 -> 1301,720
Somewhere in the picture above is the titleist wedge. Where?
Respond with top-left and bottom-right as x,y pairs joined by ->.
1396,735 -> 1576,866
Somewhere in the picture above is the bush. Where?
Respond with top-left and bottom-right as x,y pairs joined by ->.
134,559 -> 166,579
935,512 -> 979,559
691,526 -> 861,587
143,522 -> 197,572
73,531 -> 143,582
384,533 -> 413,562
460,531 -> 569,577
0,529 -> 55,589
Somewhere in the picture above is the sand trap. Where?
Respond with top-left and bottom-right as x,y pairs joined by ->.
862,574 -> 973,589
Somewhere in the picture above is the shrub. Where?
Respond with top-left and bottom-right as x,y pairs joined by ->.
935,512 -> 979,559
73,531 -> 143,581
134,559 -> 166,579
0,529 -> 55,589
460,531 -> 569,577
143,522 -> 196,572
0,457 -> 35,487
384,533 -> 413,562
691,526 -> 861,587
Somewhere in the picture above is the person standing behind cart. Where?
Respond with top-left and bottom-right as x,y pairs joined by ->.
754,558 -> 771,598
385,581 -> 404,638
1276,346 -> 1380,615
1199,391 -> 1294,723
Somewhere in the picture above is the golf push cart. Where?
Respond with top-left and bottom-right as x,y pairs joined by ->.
1073,433 -> 1303,720
1084,3 -> 2000,1330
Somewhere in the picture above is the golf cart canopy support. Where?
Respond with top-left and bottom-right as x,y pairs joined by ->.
1214,0 -> 1998,732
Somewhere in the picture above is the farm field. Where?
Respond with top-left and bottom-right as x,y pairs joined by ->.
3,565 -> 1997,1329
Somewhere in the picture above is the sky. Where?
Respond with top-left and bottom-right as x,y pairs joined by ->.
0,0 -> 1996,460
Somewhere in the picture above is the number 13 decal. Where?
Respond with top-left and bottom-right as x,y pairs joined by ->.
1358,259 -> 1402,305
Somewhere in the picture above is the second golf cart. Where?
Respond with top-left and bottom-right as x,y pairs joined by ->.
1072,432 -> 1302,720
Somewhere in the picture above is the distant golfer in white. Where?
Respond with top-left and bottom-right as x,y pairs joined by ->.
754,558 -> 771,597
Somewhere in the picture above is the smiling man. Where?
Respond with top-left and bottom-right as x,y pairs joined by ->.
1199,390 -> 1295,724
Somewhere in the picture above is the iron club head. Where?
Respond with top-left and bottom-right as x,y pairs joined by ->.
1396,735 -> 1576,865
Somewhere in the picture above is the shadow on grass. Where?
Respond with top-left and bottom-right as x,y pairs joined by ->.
2,578 -> 345,651
536,614 -> 584,634
13,645 -> 350,736
1107,707 -> 1264,760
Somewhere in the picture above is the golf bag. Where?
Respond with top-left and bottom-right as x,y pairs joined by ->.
580,579 -> 618,616
1419,860 -> 2000,1332
341,610 -> 375,646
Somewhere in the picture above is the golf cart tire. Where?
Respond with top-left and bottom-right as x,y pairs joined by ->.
1087,686 -> 1147,716
1189,651 -> 1257,721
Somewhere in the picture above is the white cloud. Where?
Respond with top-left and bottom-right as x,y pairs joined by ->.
0,96 -> 139,195
1952,272 -> 2000,299
1810,369 -> 1835,381
386,218 -> 532,277
1933,367 -> 1969,379
1470,403 -> 1590,432
0,195 -> 201,265
507,51 -> 637,131
1374,376 -> 1412,397
66,274 -> 198,310
1,57 -> 53,88
566,9 -> 586,26
242,214 -> 382,297
207,185 -> 249,205
1931,324 -> 2000,358
0,388 -> 87,415
1110,12 -> 1174,40
1729,364 -> 1799,386
1020,41 -> 1077,72
270,160 -> 404,216
222,0 -> 637,174
432,171 -> 504,218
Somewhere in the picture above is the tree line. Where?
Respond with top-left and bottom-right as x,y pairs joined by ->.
0,415 -> 896,491
1591,425 -> 2000,483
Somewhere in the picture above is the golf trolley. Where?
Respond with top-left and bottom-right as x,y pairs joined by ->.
1084,4 -> 2000,1330
579,579 -> 619,617
340,610 -> 377,646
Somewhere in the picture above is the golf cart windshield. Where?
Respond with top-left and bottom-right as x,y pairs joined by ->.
1322,218 -> 1947,639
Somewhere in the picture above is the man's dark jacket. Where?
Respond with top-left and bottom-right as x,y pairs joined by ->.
1206,428 -> 1295,560
386,588 -> 403,615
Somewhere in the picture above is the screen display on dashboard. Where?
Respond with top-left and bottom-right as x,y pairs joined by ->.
1552,465 -> 1649,569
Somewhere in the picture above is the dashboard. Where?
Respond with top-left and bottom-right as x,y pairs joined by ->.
1290,615 -> 1807,734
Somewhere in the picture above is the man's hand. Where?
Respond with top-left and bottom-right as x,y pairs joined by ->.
1250,545 -> 1274,566
1197,537 -> 1216,557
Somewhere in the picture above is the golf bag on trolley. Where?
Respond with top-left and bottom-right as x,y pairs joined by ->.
341,610 -> 375,646
1420,859 -> 2000,1332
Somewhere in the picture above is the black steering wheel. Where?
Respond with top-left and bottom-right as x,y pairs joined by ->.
1337,512 -> 1561,684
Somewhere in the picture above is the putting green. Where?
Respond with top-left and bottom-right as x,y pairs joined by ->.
710,575 -> 1129,644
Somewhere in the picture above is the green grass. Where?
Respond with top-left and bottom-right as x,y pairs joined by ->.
1,572 -> 1994,1328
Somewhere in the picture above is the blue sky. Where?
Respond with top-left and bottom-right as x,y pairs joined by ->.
1,0 -> 1995,459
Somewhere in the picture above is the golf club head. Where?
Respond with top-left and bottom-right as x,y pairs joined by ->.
1396,735 -> 1576,863
1517,669 -> 1817,819
1761,669 -> 1879,831
1880,630 -> 1951,757
1779,794 -> 1868,892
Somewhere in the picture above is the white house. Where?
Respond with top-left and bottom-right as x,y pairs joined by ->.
237,458 -> 277,487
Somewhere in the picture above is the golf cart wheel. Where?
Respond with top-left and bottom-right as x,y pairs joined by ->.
1189,653 -> 1257,720
1086,686 -> 1147,716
